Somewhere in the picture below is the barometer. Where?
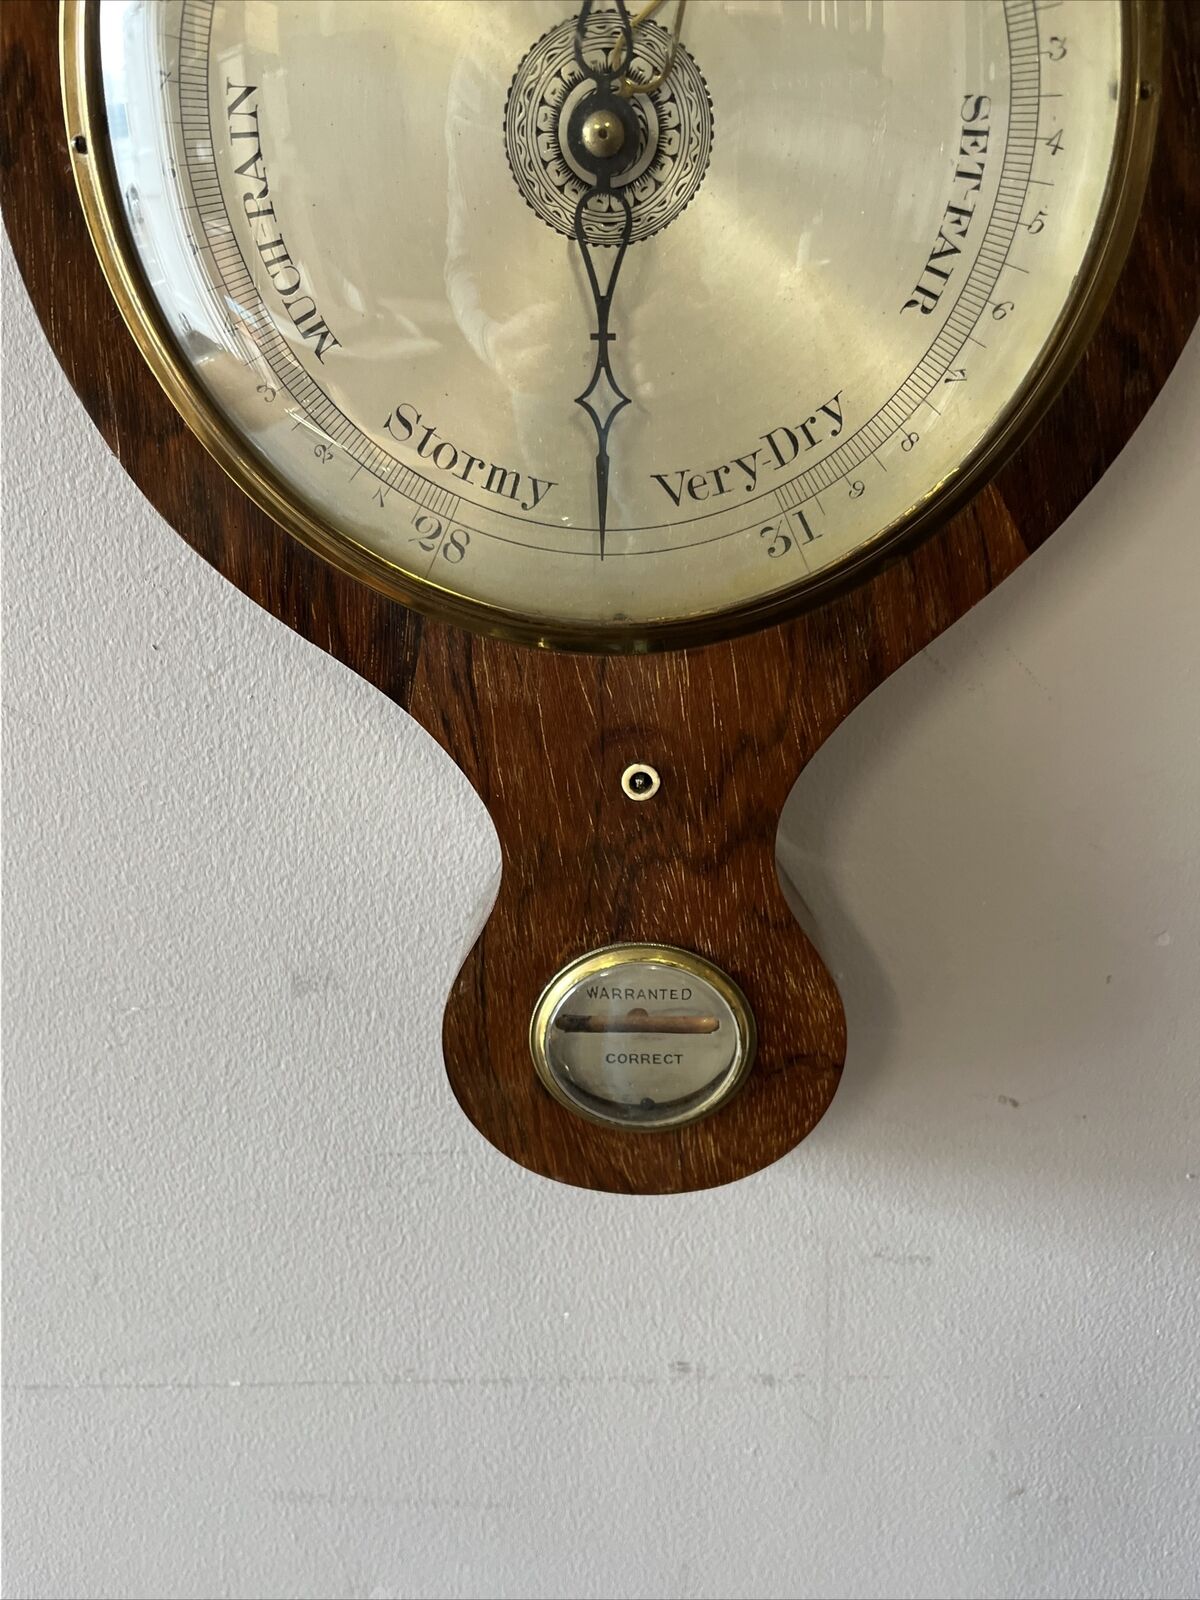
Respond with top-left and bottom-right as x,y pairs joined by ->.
2,0 -> 1196,1191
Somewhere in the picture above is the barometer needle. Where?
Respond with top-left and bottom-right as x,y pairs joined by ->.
568,0 -> 686,557
570,0 -> 634,558
572,182 -> 632,560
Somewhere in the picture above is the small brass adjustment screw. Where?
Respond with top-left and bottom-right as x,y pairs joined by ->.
621,763 -> 661,801
580,108 -> 626,159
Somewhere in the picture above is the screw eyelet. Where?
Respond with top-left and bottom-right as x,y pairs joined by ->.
621,763 -> 661,801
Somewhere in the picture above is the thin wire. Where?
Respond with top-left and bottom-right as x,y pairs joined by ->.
608,0 -> 688,98
626,0 -> 671,27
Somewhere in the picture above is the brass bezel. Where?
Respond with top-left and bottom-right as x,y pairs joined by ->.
60,1 -> 1161,656
529,943 -> 757,1131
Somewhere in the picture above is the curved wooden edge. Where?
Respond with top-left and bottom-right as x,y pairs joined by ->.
419,624 -> 852,1193
3,1 -> 1198,1192
0,1 -> 426,705
416,488 -> 1026,1191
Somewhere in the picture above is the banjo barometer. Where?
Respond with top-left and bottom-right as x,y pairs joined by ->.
3,0 -> 1197,1190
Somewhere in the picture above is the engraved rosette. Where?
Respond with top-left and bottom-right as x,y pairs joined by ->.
504,11 -> 714,246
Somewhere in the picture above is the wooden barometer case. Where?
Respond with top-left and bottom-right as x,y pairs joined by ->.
2,0 -> 1197,1192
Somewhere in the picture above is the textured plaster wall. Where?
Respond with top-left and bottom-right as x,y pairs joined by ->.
3,229 -> 1199,1600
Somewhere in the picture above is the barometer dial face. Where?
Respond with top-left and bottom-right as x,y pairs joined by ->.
72,0 -> 1152,648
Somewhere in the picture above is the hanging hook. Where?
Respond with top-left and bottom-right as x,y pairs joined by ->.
608,0 -> 688,99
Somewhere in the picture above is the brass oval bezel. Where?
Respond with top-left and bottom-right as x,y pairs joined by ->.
59,1 -> 1162,656
529,943 -> 757,1132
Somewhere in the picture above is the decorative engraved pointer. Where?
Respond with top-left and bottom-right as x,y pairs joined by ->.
568,0 -> 686,556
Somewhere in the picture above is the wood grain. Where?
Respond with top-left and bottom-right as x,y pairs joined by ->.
3,1 -> 1197,1192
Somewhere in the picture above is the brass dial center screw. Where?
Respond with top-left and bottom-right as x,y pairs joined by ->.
580,107 -> 626,159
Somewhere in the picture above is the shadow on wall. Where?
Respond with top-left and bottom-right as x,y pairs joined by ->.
774,328 -> 1200,1196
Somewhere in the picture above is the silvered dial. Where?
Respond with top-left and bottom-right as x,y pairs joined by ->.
82,0 -> 1147,646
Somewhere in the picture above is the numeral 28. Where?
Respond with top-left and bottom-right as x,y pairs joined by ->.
411,512 -> 470,563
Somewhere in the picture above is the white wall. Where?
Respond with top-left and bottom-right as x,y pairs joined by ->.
3,229 -> 1198,1600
